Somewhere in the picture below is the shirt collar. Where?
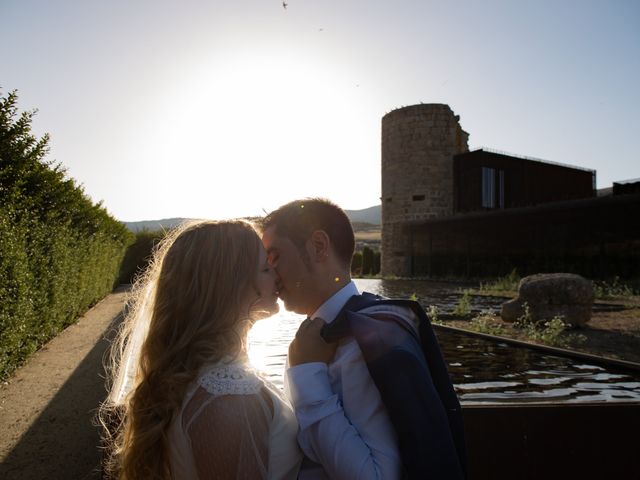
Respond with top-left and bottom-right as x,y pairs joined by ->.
311,281 -> 359,324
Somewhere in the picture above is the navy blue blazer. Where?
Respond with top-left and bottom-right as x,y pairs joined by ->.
321,292 -> 467,480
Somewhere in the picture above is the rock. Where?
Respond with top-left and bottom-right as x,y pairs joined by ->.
501,298 -> 524,323
501,273 -> 594,327
519,273 -> 594,306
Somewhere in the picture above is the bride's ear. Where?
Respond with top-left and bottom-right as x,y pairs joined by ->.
307,230 -> 330,263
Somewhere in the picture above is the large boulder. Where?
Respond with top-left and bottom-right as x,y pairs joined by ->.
501,273 -> 594,327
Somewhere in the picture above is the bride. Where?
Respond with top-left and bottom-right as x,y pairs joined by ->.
100,220 -> 302,479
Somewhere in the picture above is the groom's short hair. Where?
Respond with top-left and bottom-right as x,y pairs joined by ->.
262,198 -> 355,267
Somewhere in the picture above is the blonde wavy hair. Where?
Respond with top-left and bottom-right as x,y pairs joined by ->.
99,219 -> 263,479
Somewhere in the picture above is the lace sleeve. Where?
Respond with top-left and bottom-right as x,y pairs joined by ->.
182,369 -> 274,480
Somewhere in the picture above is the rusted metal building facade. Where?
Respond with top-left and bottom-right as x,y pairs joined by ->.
407,193 -> 640,278
453,149 -> 595,213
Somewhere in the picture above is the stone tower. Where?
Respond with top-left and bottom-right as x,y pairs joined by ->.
381,104 -> 469,277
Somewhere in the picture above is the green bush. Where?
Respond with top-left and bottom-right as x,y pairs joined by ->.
117,229 -> 166,284
513,303 -> 585,348
467,310 -> 505,336
0,90 -> 134,380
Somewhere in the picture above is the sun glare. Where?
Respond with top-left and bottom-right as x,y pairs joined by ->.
131,46 -> 379,219
247,299 -> 302,383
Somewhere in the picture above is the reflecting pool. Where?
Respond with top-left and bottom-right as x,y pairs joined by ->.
247,279 -> 640,404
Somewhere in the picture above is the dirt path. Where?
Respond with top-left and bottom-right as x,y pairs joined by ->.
0,288 -> 127,480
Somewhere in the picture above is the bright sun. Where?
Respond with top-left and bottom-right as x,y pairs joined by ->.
131,45 -> 379,219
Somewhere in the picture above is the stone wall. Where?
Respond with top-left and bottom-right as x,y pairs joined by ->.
381,104 -> 469,276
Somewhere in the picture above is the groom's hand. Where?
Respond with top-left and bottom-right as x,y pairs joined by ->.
289,317 -> 338,366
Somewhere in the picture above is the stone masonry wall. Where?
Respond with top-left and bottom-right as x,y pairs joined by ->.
381,104 -> 469,276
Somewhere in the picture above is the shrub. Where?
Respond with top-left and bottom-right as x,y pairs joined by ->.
467,309 -> 505,336
513,303 -> 584,348
0,90 -> 133,380
117,229 -> 165,284
535,317 -> 570,346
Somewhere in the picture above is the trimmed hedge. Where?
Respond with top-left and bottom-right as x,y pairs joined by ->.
117,229 -> 166,285
0,90 -> 134,380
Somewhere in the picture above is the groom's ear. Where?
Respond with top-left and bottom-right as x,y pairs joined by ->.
308,230 -> 330,263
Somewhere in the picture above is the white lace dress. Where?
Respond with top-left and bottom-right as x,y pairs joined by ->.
168,360 -> 302,479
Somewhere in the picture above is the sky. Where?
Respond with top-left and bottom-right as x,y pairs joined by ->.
2,0 -> 639,222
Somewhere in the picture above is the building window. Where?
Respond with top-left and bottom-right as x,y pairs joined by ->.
412,194 -> 425,201
482,167 -> 495,208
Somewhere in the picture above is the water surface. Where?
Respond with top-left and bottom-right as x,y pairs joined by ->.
247,279 -> 640,404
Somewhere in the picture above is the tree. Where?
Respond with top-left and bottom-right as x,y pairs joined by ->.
351,251 -> 363,276
362,246 -> 374,276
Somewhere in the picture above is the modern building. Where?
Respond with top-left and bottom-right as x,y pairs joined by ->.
453,149 -> 595,213
380,104 -> 639,279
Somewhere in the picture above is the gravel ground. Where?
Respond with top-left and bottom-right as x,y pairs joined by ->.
0,288 -> 127,480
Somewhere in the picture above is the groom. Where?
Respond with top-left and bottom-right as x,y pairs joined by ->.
261,198 -> 465,479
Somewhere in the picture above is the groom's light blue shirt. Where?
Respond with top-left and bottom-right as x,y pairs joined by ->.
285,281 -> 402,480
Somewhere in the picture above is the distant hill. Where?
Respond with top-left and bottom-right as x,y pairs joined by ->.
344,205 -> 381,225
124,218 -> 188,232
123,205 -> 381,232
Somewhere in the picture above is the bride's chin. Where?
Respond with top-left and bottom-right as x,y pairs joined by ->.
265,300 -> 279,316
250,301 -> 279,321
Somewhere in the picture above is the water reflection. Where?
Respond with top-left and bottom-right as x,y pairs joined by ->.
247,279 -> 640,404
440,328 -> 640,404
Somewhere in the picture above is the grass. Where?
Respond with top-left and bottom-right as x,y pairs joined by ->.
426,304 -> 443,325
407,275 -> 632,352
593,276 -> 637,300
477,269 -> 520,295
476,272 -> 638,307
452,289 -> 472,317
